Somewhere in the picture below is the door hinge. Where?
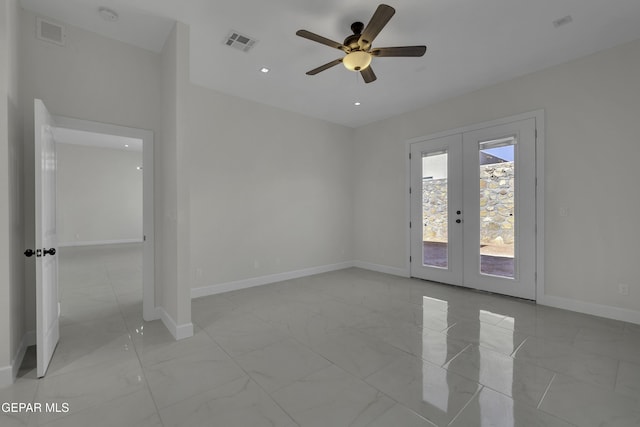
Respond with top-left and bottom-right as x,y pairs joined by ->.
143,235 -> 146,242
410,256 -> 412,263
409,152 -> 412,160
409,221 -> 412,229
409,187 -> 412,194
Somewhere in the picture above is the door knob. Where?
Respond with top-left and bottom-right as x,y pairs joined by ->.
456,219 -> 462,224
43,248 -> 56,256
24,249 -> 43,257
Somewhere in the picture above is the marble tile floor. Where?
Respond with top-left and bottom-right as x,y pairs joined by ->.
2,243 -> 640,426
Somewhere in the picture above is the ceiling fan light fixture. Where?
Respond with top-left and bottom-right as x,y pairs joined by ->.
343,51 -> 372,72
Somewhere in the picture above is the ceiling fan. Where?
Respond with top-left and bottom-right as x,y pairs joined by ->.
296,4 -> 427,83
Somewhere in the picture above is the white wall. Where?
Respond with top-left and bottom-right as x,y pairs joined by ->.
177,30 -> 354,293
56,143 -> 142,246
157,22 -> 180,329
187,85 -> 355,289
0,0 -> 25,383
157,21 -> 193,336
19,8 -> 161,334
353,38 -> 640,318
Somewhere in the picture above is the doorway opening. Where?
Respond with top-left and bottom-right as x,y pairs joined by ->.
52,116 -> 155,321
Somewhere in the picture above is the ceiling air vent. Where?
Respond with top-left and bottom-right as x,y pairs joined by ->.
37,18 -> 66,46
223,30 -> 257,52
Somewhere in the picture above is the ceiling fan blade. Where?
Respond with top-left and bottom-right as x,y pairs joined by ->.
359,4 -> 395,49
306,58 -> 343,75
361,66 -> 377,83
296,30 -> 349,52
370,45 -> 427,57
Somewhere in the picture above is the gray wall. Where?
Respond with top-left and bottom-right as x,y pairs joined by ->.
56,143 -> 143,246
354,38 -> 640,316
0,0 -> 24,380
158,22 -> 180,326
185,77 -> 354,290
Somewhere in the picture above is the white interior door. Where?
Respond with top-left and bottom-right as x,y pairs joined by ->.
410,118 -> 537,299
34,99 -> 60,377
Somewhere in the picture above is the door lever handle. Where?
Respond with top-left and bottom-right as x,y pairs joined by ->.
43,248 -> 56,257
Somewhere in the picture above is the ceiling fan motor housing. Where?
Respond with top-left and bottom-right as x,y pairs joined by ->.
345,22 -> 366,51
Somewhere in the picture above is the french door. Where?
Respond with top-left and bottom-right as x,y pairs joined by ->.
410,118 -> 537,300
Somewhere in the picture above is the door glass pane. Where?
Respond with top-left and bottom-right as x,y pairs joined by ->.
479,137 -> 516,278
422,151 -> 448,268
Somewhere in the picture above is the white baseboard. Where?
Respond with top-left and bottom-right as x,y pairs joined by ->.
0,332 -> 35,387
58,238 -> 143,248
188,258 -> 639,327
353,261 -> 409,278
192,261 -> 355,299
540,295 -> 640,325
157,307 -> 194,340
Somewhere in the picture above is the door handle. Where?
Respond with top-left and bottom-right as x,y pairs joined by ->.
43,248 -> 56,257
24,249 -> 35,257
456,219 -> 462,224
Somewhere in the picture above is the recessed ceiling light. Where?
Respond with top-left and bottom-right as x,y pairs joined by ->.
553,15 -> 573,28
124,144 -> 129,148
354,101 -> 361,106
260,67 -> 270,73
98,7 -> 119,22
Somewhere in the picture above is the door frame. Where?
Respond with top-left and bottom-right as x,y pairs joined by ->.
405,110 -> 545,302
53,115 -> 158,321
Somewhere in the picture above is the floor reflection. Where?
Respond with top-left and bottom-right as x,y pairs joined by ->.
421,297 -> 521,425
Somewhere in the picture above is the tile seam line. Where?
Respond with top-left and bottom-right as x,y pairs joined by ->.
447,385 -> 483,426
537,372 -> 556,409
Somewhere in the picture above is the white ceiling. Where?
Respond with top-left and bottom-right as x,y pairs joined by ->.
53,127 -> 143,152
20,0 -> 640,128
